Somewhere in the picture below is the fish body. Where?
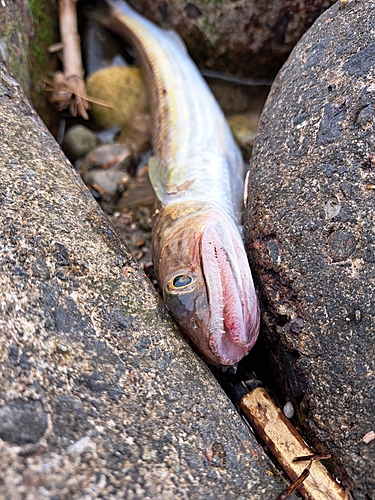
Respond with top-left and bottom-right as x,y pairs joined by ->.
94,0 -> 260,365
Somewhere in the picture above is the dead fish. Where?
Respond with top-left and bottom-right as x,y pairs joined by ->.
88,0 -> 260,365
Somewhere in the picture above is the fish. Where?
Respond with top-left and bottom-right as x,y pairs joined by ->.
86,0 -> 260,365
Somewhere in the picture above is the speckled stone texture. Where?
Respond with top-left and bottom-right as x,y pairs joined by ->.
127,0 -> 336,79
245,1 -> 375,498
0,64 -> 288,499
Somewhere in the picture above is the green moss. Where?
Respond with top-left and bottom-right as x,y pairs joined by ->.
197,0 -> 226,39
29,0 -> 55,49
28,0 -> 57,84
2,15 -> 30,91
2,0 -> 57,91
27,0 -> 59,131
1,1 -> 58,132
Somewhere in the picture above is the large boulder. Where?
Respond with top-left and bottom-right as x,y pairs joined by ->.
245,1 -> 375,498
127,0 -> 336,79
0,64 -> 288,498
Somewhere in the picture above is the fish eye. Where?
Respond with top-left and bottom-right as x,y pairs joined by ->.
173,274 -> 192,288
167,274 -> 195,292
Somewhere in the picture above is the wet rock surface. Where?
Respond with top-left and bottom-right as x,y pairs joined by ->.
127,0 -> 336,79
245,1 -> 375,498
0,64 -> 289,498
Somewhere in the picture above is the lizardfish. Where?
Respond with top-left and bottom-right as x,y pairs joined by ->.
88,0 -> 260,365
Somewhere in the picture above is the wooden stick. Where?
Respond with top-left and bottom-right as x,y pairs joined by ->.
276,464 -> 312,500
49,0 -> 89,119
239,388 -> 346,500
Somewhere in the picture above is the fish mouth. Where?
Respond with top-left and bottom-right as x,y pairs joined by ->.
200,219 -> 259,365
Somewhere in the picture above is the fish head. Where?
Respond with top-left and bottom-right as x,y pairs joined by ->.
154,205 -> 259,366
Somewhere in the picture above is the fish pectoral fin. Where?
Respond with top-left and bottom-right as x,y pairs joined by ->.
148,156 -> 169,201
148,156 -> 195,200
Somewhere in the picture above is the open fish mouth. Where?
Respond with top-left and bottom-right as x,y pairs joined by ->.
200,219 -> 259,365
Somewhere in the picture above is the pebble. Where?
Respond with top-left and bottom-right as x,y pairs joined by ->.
86,66 -> 149,129
283,401 -> 295,419
79,144 -> 132,204
62,125 -> 98,163
227,111 -> 260,160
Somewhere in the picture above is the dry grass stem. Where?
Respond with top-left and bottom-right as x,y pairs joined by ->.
49,0 -> 89,119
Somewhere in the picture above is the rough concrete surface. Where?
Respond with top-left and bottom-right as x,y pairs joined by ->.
127,0 -> 336,79
0,64 -> 289,499
245,1 -> 375,498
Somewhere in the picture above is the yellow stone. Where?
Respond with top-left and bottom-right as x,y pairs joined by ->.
86,66 -> 149,129
227,111 -> 260,160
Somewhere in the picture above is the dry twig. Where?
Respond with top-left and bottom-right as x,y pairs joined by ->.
239,388 -> 346,500
49,0 -> 89,118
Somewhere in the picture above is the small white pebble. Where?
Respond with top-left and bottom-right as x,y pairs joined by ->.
67,436 -> 93,454
363,431 -> 375,444
283,401 -> 294,419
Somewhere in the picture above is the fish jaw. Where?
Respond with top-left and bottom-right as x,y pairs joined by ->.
200,213 -> 260,365
154,204 -> 259,366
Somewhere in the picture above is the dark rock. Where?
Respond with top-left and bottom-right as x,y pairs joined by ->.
82,20 -> 129,76
0,399 -> 49,445
342,43 -> 375,77
317,102 -> 346,145
7,345 -> 19,366
39,281 -> 61,309
19,348 -> 30,373
183,4 -> 203,19
79,371 -> 109,394
245,1 -> 375,497
111,309 -> 133,330
54,242 -> 70,266
32,255 -> 51,279
127,0 -> 336,79
49,394 -> 90,448
55,296 -> 96,336
135,334 -> 151,351
108,387 -> 124,402
328,229 -> 357,262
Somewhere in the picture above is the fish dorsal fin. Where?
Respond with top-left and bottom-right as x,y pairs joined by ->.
164,29 -> 188,54
148,156 -> 169,202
